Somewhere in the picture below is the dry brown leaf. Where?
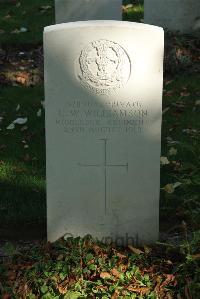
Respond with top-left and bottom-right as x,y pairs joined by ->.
191,253 -> 200,260
127,285 -> 150,294
180,91 -> 190,97
111,290 -> 119,299
7,270 -> 16,281
128,245 -> 144,255
116,252 -> 126,259
164,90 -> 174,97
165,80 -> 173,85
111,268 -> 120,278
15,72 -> 29,85
100,272 -> 111,279
92,244 -> 102,254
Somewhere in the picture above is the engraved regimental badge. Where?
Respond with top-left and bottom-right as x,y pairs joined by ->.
76,39 -> 131,95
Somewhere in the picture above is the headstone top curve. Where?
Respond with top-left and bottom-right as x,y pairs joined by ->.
44,20 -> 164,34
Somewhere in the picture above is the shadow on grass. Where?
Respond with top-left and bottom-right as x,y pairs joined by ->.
0,86 -> 46,240
0,0 -> 54,46
0,179 -> 46,240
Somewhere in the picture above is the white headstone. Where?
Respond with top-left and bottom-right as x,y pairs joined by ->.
144,0 -> 200,34
44,21 -> 164,245
55,0 -> 122,24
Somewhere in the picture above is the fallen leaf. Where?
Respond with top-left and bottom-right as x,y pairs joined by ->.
92,244 -> 101,254
144,245 -> 152,254
4,14 -> 11,19
173,182 -> 182,189
122,4 -> 133,12
100,272 -> 111,279
116,252 -> 126,259
127,285 -> 149,294
195,100 -> 200,106
160,156 -> 170,165
180,91 -> 190,97
191,253 -> 200,260
172,101 -> 185,109
168,147 -> 177,156
6,123 -> 15,130
16,104 -> 20,111
37,108 -> 42,117
163,184 -> 175,194
166,136 -> 180,145
165,80 -> 173,85
11,29 -> 20,34
162,107 -> 170,114
40,5 -> 52,10
164,90 -> 174,97
13,117 -> 27,125
15,72 -> 29,85
111,290 -> 119,299
163,182 -> 181,193
182,128 -> 198,134
111,268 -> 120,278
20,27 -> 28,33
128,245 -> 144,255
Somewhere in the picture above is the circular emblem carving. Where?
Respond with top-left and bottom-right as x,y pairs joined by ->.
76,39 -> 131,95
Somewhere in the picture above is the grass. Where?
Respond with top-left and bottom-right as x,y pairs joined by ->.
0,76 -> 199,234
0,0 -> 199,235
160,75 -> 200,230
0,86 -> 46,230
0,0 -> 54,45
123,1 -> 144,22
0,0 -> 152,232
0,0 -> 143,46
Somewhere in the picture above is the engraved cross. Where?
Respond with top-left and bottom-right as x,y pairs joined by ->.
78,139 -> 128,214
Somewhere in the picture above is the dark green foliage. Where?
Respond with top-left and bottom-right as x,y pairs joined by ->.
0,0 -> 54,45
0,235 -> 200,298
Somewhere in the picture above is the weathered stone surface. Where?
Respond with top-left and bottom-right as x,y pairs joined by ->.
144,0 -> 200,34
44,21 -> 164,245
55,0 -> 122,23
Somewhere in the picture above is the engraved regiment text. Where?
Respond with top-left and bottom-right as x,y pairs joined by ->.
56,99 -> 148,135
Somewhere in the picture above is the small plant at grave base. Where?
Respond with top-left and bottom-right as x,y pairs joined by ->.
0,235 -> 200,298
